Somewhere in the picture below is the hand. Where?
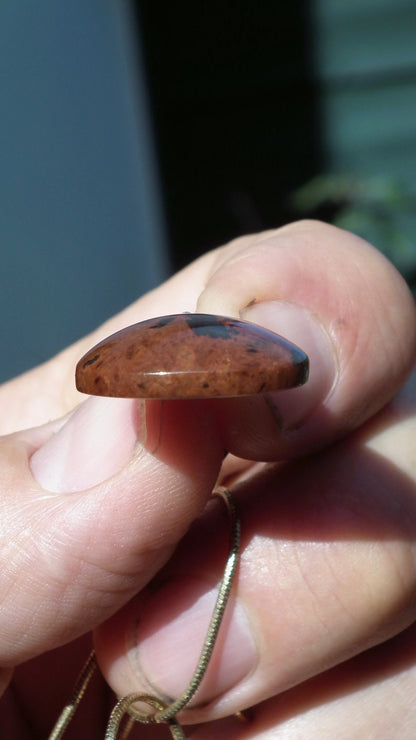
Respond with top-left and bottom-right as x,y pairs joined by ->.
1,221 -> 415,738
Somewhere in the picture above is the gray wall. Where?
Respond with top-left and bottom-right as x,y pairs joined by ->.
0,1 -> 169,382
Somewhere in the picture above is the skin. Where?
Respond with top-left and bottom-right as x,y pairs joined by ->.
0,220 -> 416,738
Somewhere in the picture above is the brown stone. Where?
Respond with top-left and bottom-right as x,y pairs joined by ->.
75,314 -> 309,399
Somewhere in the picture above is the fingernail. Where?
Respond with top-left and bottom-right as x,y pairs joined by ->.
241,301 -> 337,428
128,576 -> 257,706
31,397 -> 146,492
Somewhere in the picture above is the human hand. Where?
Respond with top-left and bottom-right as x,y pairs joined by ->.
1,221 -> 415,738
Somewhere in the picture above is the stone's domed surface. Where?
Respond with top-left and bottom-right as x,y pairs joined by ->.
76,313 -> 309,399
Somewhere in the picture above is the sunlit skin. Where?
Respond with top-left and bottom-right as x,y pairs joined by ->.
0,221 -> 416,738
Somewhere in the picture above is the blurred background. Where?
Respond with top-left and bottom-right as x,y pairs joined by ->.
1,1 -> 416,382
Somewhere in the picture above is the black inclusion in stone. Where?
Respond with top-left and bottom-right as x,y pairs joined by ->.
82,353 -> 100,368
151,316 -> 177,329
187,314 -> 239,340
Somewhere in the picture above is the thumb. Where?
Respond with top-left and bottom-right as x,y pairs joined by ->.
0,396 -> 223,670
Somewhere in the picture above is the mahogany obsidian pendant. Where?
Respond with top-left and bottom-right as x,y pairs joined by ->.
75,313 -> 309,399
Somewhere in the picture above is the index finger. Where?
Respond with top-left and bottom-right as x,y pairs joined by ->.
3,221 -> 415,463
197,220 -> 416,459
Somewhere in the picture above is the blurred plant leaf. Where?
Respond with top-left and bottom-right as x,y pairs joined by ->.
292,174 -> 416,291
